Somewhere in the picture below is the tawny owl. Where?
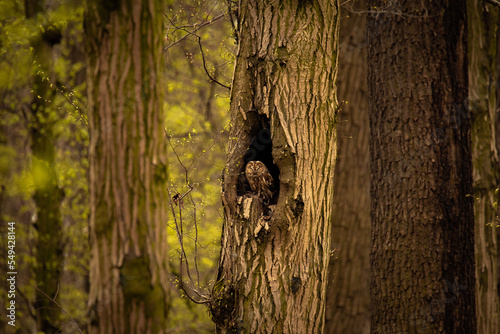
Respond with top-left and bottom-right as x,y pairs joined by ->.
245,161 -> 275,203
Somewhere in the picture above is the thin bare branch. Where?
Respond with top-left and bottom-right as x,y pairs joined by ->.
196,36 -> 231,90
163,13 -> 225,52
164,11 -> 231,90
167,186 -> 211,304
163,125 -> 228,305
187,193 -> 201,289
166,132 -> 190,183
30,283 -> 83,334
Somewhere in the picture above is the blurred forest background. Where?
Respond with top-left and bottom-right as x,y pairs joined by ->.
0,0 -> 499,333
0,0 -> 232,332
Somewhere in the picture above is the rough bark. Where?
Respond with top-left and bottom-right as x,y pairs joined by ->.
468,2 -> 500,333
497,13 -> 500,327
325,1 -> 370,333
25,0 -> 64,331
85,1 -> 169,333
368,1 -> 476,333
210,1 -> 340,333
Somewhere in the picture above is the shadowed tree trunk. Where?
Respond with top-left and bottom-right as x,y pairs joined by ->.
497,14 -> 500,327
368,1 -> 476,333
0,118 -> 38,331
25,0 -> 64,331
468,1 -> 500,333
85,0 -> 170,332
210,0 -> 340,333
325,1 -> 370,332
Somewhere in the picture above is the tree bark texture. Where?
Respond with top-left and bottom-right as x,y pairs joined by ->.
468,1 -> 500,333
325,1 -> 370,333
26,0 -> 64,331
85,1 -> 169,333
368,1 -> 476,333
210,1 -> 339,333
497,14 -> 500,332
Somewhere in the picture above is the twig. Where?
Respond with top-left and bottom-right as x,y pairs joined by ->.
33,61 -> 88,129
30,283 -> 83,334
15,284 -> 36,320
187,194 -> 201,289
163,13 -> 225,52
167,186 -> 210,304
163,126 -> 229,304
196,36 -> 231,90
172,184 -> 194,206
164,12 -> 230,90
166,132 -> 190,183
53,84 -> 88,129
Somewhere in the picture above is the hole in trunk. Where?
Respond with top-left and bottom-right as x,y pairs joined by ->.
243,127 -> 280,203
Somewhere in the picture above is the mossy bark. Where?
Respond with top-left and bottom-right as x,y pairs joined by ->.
211,1 -> 340,333
85,1 -> 170,332
25,0 -> 64,332
468,1 -> 500,333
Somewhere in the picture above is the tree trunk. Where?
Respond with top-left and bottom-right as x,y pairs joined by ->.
325,1 -> 370,333
497,15 -> 500,330
368,1 -> 476,333
25,0 -> 64,331
85,1 -> 170,333
0,122 -> 37,332
210,1 -> 340,333
468,1 -> 500,333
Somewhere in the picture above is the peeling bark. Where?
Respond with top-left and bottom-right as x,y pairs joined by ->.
85,1 -> 169,333
368,1 -> 476,333
211,1 -> 340,333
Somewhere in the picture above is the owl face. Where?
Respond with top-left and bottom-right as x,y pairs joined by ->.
245,161 -> 275,202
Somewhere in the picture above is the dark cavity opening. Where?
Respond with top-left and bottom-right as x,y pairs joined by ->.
244,127 -> 280,202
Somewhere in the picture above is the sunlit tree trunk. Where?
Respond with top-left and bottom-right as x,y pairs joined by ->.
210,0 -> 340,332
325,1 -> 370,333
368,1 -> 476,332
85,1 -> 169,333
468,1 -> 500,333
25,0 -> 64,332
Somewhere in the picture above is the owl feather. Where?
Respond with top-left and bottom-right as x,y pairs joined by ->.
245,161 -> 275,203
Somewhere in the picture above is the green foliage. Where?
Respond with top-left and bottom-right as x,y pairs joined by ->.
1,0 -> 233,331
0,0 -> 88,331
163,0 -> 233,331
